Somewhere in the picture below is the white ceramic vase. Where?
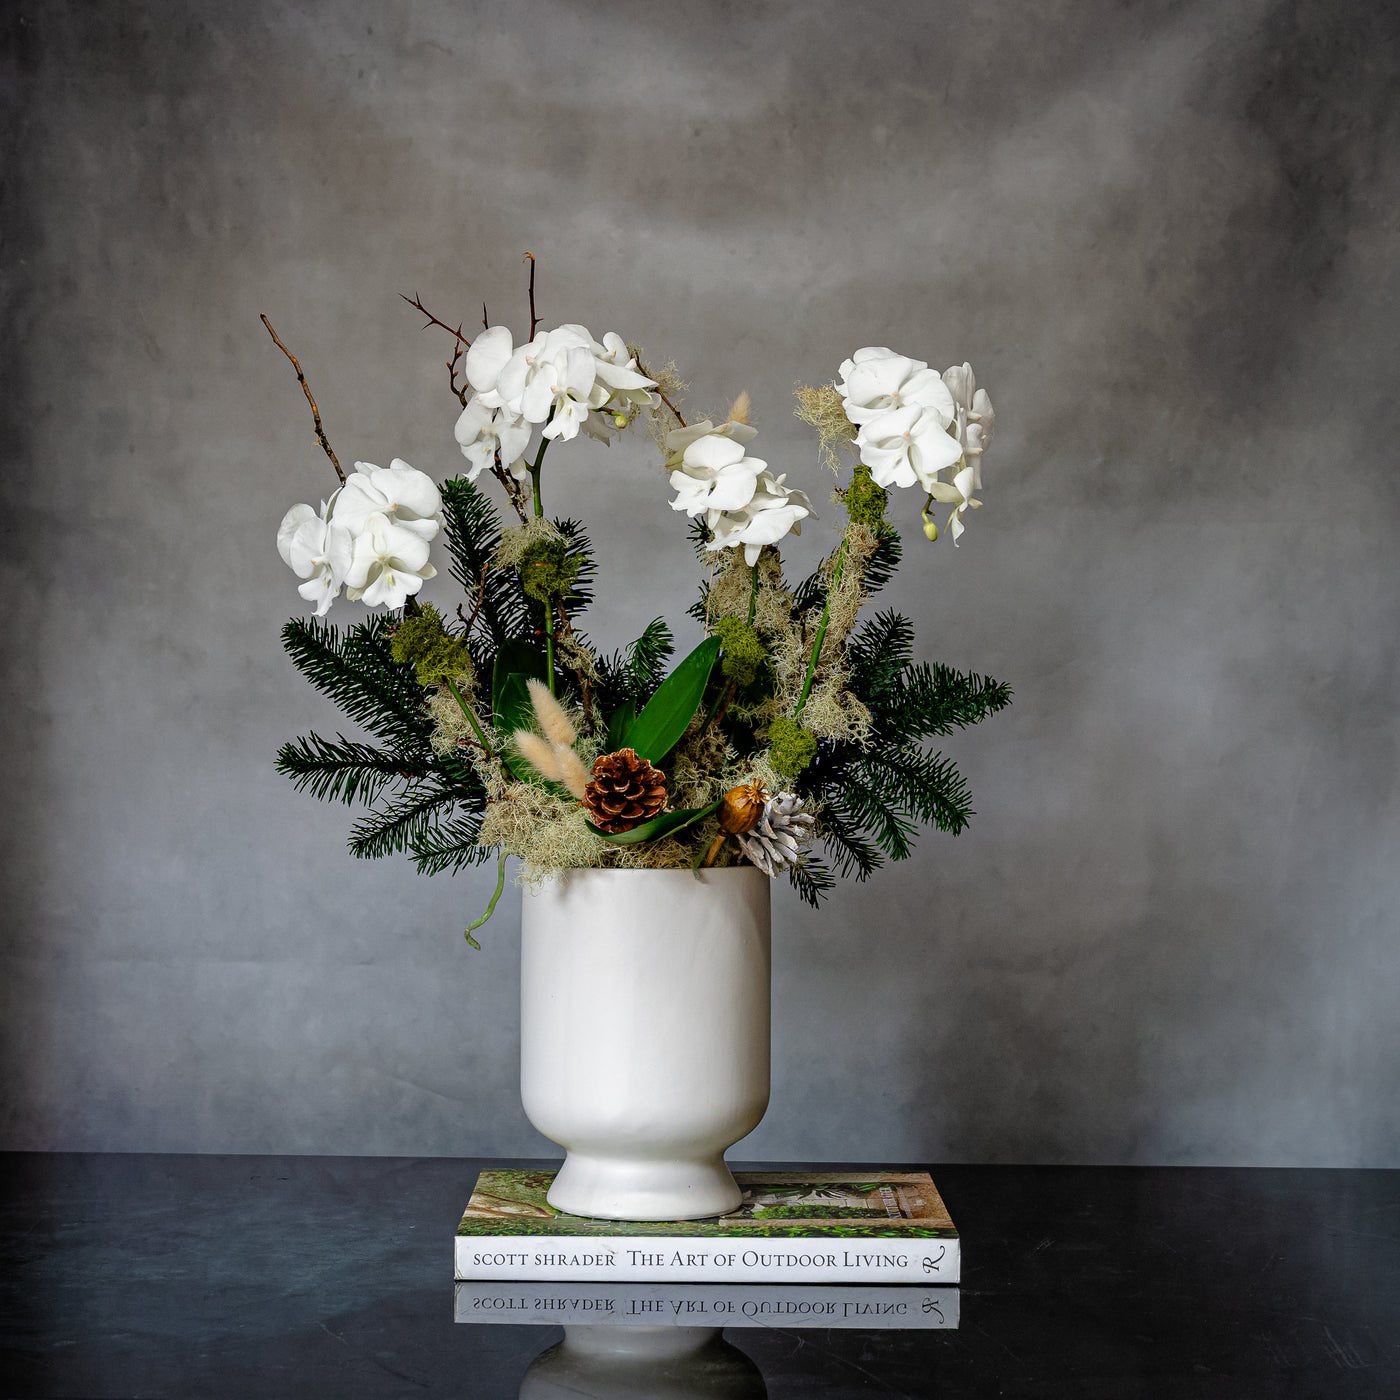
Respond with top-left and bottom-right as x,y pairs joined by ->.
520,867 -> 771,1221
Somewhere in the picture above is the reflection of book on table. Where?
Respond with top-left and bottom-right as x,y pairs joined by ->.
456,1280 -> 960,1329
455,1170 -> 959,1283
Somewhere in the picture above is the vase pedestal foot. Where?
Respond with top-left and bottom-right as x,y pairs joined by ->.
546,1153 -> 742,1222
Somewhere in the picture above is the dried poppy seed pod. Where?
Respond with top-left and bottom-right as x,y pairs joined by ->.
719,781 -> 769,836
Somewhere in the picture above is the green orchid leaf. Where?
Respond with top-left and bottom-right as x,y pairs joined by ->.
492,672 -> 536,739
491,641 -> 545,719
605,698 -> 636,753
618,635 -> 722,762
587,800 -> 722,846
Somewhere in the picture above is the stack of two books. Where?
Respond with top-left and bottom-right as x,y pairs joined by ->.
454,1169 -> 960,1330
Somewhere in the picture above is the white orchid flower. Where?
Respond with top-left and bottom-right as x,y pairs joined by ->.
669,432 -> 767,517
335,460 -> 444,541
342,511 -> 437,609
277,498 -> 352,616
943,362 -> 995,462
924,461 -> 982,544
663,417 -> 759,471
837,346 -> 954,426
494,325 -> 600,438
463,325 -> 516,407
854,404 -> 964,491
454,396 -> 532,480
590,330 -> 657,410
706,471 -> 814,565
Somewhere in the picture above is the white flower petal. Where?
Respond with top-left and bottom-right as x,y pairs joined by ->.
464,325 -> 513,394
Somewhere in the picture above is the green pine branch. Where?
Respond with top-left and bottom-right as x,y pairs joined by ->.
875,663 -> 1013,739
857,742 -> 974,837
281,615 -> 433,750
276,732 -> 425,807
440,477 -> 532,647
789,854 -> 836,907
347,787 -> 462,862
409,809 -> 494,876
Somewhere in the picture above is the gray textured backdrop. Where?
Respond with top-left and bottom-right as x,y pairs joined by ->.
2,0 -> 1397,1166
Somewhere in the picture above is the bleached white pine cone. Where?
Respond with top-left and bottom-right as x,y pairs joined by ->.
736,792 -> 816,877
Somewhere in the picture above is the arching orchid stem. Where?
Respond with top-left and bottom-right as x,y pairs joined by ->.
465,850 -> 507,948
260,315 -> 346,484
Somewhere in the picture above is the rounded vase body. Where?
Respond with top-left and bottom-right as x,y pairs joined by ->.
520,867 -> 771,1221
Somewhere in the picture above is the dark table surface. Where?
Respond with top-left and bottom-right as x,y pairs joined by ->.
1,1154 -> 1396,1399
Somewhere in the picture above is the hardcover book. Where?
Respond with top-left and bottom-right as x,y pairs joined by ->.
454,1170 -> 959,1284
456,1280 -> 960,1329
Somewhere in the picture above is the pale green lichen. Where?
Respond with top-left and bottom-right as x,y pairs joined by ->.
794,383 -> 856,472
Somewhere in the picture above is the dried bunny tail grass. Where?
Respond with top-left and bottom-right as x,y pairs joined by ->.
794,383 -> 857,472
493,516 -> 563,570
554,747 -> 592,801
726,391 -> 751,425
513,729 -> 562,781
527,678 -> 576,748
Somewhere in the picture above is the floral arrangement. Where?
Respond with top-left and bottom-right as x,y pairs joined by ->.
270,259 -> 1010,943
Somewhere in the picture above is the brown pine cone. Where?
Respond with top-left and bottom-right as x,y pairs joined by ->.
584,748 -> 667,833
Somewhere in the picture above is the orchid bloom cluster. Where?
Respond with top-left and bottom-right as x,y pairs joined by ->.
275,323 -> 994,617
665,419 -> 816,565
453,323 -> 659,480
837,348 -> 995,542
276,459 -> 444,614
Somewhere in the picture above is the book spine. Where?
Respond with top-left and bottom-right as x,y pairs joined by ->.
455,1280 -> 960,1328
455,1234 -> 959,1284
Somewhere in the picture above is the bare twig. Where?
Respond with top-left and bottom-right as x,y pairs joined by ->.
634,357 -> 686,428
482,301 -> 489,331
523,252 -> 538,338
457,571 -> 490,637
260,315 -> 346,484
491,450 -> 531,524
554,599 -> 600,736
400,292 -> 472,347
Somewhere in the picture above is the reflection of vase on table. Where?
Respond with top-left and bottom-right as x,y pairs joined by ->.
520,1326 -> 766,1400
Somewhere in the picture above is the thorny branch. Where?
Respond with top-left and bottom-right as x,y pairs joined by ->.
401,292 -> 473,347
447,340 -> 469,406
523,251 -> 539,339
260,315 -> 346,484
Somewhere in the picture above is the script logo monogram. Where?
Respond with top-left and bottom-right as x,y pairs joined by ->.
921,1246 -> 947,1273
